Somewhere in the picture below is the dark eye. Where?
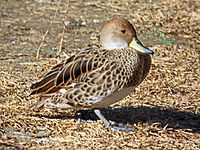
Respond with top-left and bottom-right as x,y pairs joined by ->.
121,29 -> 126,34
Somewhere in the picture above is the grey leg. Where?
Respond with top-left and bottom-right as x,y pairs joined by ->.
94,109 -> 111,127
94,109 -> 133,132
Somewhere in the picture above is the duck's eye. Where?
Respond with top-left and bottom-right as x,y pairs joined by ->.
121,29 -> 126,34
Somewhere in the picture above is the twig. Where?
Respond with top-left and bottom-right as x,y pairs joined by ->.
57,0 -> 70,56
57,25 -> 66,55
36,30 -> 49,59
36,0 -> 62,60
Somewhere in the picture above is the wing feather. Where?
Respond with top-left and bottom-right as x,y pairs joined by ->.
30,51 -> 101,95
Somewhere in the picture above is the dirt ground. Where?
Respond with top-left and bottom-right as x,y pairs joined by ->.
0,0 -> 200,149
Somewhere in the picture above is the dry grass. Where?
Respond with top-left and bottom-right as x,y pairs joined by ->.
0,0 -> 200,149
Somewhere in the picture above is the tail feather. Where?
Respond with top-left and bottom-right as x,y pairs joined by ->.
30,71 -> 60,95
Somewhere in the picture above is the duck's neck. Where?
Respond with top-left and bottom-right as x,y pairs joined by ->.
101,38 -> 128,49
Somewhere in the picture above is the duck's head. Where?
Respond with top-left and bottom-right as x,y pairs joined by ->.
100,16 -> 154,54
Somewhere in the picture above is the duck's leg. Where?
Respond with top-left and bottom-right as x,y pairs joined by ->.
94,109 -> 133,132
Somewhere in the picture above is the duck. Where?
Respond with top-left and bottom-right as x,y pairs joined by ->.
30,16 -> 154,131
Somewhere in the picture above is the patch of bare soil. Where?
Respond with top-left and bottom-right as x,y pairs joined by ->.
0,0 -> 199,149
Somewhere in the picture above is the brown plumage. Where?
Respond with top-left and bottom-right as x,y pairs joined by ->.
30,16 -> 153,131
31,48 -> 151,108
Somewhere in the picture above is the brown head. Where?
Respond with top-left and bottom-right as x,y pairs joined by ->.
100,16 -> 153,54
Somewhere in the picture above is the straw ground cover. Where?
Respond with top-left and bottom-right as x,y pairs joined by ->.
0,0 -> 199,149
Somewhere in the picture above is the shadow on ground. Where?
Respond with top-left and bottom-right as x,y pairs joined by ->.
36,106 -> 200,133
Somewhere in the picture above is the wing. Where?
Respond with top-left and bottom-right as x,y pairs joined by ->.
32,63 -> 127,109
30,49 -> 108,95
